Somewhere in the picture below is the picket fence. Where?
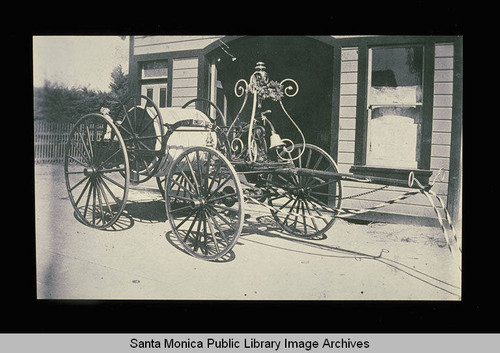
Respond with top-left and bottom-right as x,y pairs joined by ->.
34,120 -> 75,164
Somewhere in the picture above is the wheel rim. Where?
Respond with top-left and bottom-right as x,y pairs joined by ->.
165,147 -> 244,260
64,114 -> 130,229
268,143 -> 342,238
115,95 -> 165,183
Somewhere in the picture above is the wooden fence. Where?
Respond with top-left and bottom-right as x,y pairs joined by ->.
34,120 -> 74,164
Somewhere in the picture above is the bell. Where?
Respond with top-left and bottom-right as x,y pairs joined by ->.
269,132 -> 285,149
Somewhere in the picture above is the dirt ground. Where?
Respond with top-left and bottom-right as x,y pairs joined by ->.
34,164 -> 461,301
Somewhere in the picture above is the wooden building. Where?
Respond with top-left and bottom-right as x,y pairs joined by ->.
128,35 -> 462,227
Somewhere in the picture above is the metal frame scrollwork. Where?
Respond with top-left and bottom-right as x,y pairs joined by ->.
226,62 -> 305,164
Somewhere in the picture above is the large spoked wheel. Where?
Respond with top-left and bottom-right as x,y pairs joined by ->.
268,143 -> 342,238
64,113 -> 130,229
165,146 -> 244,260
115,95 -> 165,184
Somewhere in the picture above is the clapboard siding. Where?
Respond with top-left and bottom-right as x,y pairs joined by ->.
134,36 -> 222,55
337,47 -> 358,175
430,43 -> 455,201
171,57 -> 198,107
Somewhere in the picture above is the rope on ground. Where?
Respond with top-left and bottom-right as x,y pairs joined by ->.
412,171 -> 462,272
420,190 -> 462,272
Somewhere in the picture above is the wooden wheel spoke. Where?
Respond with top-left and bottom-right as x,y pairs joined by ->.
173,207 -> 198,228
85,124 -> 95,161
196,150 -> 204,194
281,198 -> 299,226
185,157 -> 201,194
74,177 -> 92,206
192,212 -> 203,251
96,147 -> 122,169
308,194 -> 335,211
304,148 -> 313,169
205,210 -> 221,253
94,179 -> 106,224
98,175 -> 124,206
182,209 -> 200,242
122,105 -> 134,133
82,179 -> 93,219
277,197 -> 294,211
168,193 -> 195,203
312,154 -> 324,171
70,174 -> 90,193
206,173 -> 232,200
95,176 -> 114,217
304,201 -> 319,233
68,140 -> 91,165
205,207 -> 230,243
206,157 -> 221,194
206,192 -> 238,204
67,154 -> 89,168
118,123 -> 133,137
91,180 -> 97,224
169,177 -> 195,197
206,205 -> 235,231
76,131 -> 93,163
307,201 -> 331,225
301,201 -> 308,235
276,174 -> 295,187
177,169 -> 198,195
291,199 -> 302,231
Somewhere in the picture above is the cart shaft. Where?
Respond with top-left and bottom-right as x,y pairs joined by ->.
275,167 -> 425,189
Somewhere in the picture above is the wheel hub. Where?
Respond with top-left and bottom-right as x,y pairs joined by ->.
293,186 -> 309,199
192,197 -> 207,208
83,166 -> 97,176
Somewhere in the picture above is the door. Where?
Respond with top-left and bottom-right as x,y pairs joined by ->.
141,82 -> 168,108
140,59 -> 169,108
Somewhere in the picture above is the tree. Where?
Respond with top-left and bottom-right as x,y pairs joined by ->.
109,65 -> 128,102
34,65 -> 129,122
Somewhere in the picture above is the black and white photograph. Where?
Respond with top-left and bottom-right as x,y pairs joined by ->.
32,35 -> 463,305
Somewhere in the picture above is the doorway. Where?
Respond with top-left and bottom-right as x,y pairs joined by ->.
141,82 -> 168,108
206,36 -> 335,153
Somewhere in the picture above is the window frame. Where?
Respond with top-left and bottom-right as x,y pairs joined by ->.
348,37 -> 436,182
141,59 -> 169,80
365,44 -> 425,169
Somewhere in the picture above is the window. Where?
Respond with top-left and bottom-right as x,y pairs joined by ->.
366,46 -> 424,169
139,59 -> 169,108
141,60 -> 168,79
